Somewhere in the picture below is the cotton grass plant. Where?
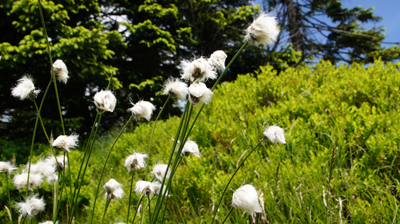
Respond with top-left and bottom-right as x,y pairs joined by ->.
2,4 -> 284,223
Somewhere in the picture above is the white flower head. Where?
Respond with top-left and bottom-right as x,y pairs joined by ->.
263,125 -> 286,144
13,172 -> 43,190
107,187 -> 125,200
208,50 -> 227,72
181,140 -> 200,158
52,59 -> 69,84
46,174 -> 58,184
245,13 -> 280,47
93,90 -> 117,113
181,57 -> 217,82
0,161 -> 17,174
163,78 -> 188,100
232,184 -> 262,214
135,180 -> 155,196
16,194 -> 46,218
124,152 -> 148,173
151,182 -> 169,196
104,179 -> 122,195
127,100 -> 156,121
39,221 -> 59,224
28,160 -> 55,177
52,134 -> 79,152
45,155 -> 68,172
151,164 -> 171,182
11,76 -> 40,100
188,82 -> 213,105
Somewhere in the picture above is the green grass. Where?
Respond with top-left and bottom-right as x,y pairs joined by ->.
2,60 -> 400,223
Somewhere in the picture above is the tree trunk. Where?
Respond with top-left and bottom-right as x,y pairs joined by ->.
285,0 -> 303,51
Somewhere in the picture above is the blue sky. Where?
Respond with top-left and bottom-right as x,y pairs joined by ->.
341,0 -> 400,44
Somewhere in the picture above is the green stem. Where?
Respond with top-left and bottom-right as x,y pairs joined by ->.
211,139 -> 264,223
26,109 -> 39,196
33,100 -> 49,142
53,180 -> 57,223
70,114 -> 103,224
148,195 -> 152,224
126,172 -> 135,224
221,207 -> 234,224
152,102 -> 190,222
89,116 -> 134,224
132,195 -> 144,224
146,96 -> 170,180
100,196 -> 111,224
71,113 -> 100,205
5,174 -> 12,222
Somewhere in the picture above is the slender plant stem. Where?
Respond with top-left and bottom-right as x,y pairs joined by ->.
33,100 -> 49,142
89,116 -> 134,224
146,96 -> 170,180
126,172 -> 135,224
152,102 -> 189,222
5,174 -> 12,222
148,195 -> 152,223
70,114 -> 103,224
132,195 -> 144,224
71,113 -> 100,204
26,109 -> 40,197
101,196 -> 111,224
211,139 -> 264,223
53,181 -> 57,223
221,207 -> 234,224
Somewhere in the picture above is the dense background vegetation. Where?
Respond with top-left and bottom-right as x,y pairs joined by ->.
2,60 -> 399,223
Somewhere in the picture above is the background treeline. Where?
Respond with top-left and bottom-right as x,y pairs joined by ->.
1,60 -> 399,223
1,0 -> 399,150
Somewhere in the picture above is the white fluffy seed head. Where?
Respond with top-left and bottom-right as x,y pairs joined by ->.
104,179 -> 122,195
181,140 -> 200,158
93,90 -> 117,113
11,76 -> 40,100
127,100 -> 156,121
28,160 -> 55,178
124,152 -> 148,173
107,187 -> 125,200
46,174 -> 58,184
151,182 -> 169,196
151,164 -> 171,182
52,134 -> 79,152
232,184 -> 262,214
45,155 -> 68,172
188,82 -> 213,105
39,221 -> 59,224
16,194 -> 46,218
135,180 -> 155,196
0,161 -> 17,174
163,78 -> 188,100
13,172 -> 43,190
245,13 -> 280,47
181,57 -> 217,82
208,50 -> 227,72
263,125 -> 286,144
52,59 -> 69,84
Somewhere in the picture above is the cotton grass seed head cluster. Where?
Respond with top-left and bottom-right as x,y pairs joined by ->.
93,90 -> 117,113
104,179 -> 124,200
181,140 -> 200,158
28,159 -> 56,177
45,154 -> 68,172
16,194 -> 46,218
0,161 -> 17,174
232,184 -> 262,214
135,180 -> 155,196
125,152 -> 148,172
52,134 -> 79,152
127,100 -> 156,121
163,78 -> 188,100
263,125 -> 286,144
245,13 -> 280,47
181,57 -> 217,82
52,59 -> 69,84
188,82 -> 213,105
208,50 -> 227,72
11,76 -> 40,100
151,164 -> 171,182
13,172 -> 44,190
